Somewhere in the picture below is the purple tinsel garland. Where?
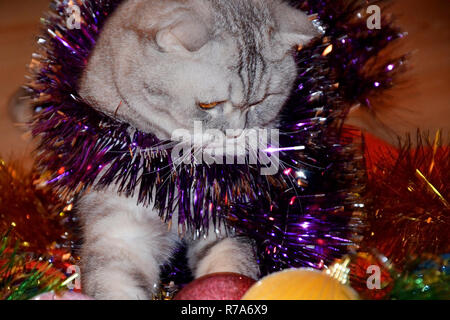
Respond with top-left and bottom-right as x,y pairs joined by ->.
28,0 -> 405,274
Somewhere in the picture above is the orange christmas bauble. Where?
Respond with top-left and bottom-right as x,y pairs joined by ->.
242,269 -> 359,300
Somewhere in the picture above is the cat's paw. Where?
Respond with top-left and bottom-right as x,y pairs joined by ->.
88,286 -> 150,300
192,237 -> 260,280
82,267 -> 153,300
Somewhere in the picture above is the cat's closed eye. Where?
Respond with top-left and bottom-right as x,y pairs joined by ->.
198,101 -> 227,110
247,92 -> 285,108
198,92 -> 284,112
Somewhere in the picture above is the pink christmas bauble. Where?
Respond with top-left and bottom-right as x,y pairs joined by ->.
32,291 -> 94,300
174,273 -> 256,300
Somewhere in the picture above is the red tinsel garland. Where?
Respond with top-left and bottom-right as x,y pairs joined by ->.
362,132 -> 450,265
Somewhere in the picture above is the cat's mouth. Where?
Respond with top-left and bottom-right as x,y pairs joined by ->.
204,131 -> 249,157
173,130 -> 250,158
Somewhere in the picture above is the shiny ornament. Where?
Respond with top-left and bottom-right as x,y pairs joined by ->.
174,273 -> 256,300
242,269 -> 359,300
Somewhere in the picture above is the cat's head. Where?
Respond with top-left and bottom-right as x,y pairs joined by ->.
80,0 -> 318,152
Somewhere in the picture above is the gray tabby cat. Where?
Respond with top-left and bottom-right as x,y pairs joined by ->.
78,0 -> 317,300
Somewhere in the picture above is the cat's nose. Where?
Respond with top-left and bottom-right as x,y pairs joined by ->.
220,101 -> 233,115
222,101 -> 248,114
223,102 -> 248,137
226,128 -> 244,139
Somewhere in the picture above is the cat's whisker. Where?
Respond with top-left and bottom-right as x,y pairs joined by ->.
140,145 -> 193,177
141,140 -> 179,152
154,145 -> 197,196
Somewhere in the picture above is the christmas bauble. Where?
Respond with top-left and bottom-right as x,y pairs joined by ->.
32,291 -> 94,300
242,269 -> 359,300
174,273 -> 256,300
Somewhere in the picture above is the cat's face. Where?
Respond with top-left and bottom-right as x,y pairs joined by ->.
80,0 -> 317,150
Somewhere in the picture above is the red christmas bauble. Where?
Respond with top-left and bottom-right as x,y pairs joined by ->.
174,273 -> 256,300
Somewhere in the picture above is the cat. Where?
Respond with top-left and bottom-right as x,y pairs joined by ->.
77,0 -> 317,300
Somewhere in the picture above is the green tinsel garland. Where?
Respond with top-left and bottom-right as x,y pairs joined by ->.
0,233 -> 64,300
390,254 -> 450,300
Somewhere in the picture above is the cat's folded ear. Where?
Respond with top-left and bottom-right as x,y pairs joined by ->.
156,12 -> 210,53
274,4 -> 319,47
